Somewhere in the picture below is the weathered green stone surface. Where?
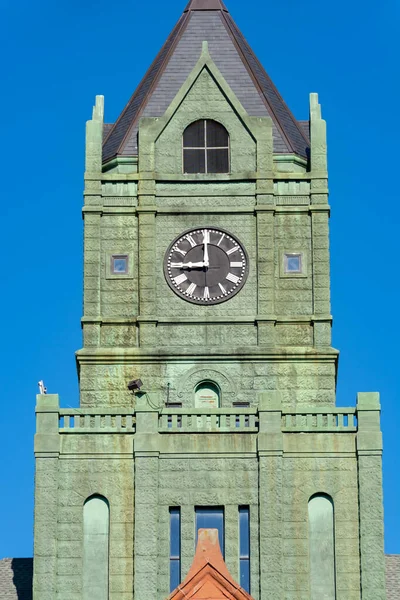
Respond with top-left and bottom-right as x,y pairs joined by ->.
32,18 -> 387,600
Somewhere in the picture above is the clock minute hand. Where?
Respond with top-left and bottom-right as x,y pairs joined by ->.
203,230 -> 209,267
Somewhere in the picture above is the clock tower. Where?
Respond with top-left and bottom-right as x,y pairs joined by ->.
33,1 -> 387,599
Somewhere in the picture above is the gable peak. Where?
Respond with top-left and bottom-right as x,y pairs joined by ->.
184,0 -> 228,11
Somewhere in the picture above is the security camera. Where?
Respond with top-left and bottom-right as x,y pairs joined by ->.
127,379 -> 143,392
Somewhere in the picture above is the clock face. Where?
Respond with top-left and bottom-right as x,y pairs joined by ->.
164,227 -> 249,305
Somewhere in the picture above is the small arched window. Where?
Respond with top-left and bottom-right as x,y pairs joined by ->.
183,120 -> 229,174
195,381 -> 220,408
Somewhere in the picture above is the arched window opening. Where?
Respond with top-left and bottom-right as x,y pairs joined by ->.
83,495 -> 110,600
183,120 -> 229,174
308,494 -> 336,600
194,381 -> 221,408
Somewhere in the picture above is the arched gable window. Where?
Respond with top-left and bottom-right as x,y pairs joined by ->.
308,493 -> 336,600
83,495 -> 110,600
183,120 -> 229,174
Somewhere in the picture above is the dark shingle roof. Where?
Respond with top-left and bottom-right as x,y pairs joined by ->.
102,0 -> 309,162
298,120 -> 310,140
103,123 -> 114,141
0,559 -> 33,600
386,554 -> 400,600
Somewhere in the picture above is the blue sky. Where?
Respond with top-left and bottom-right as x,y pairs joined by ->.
0,0 -> 399,558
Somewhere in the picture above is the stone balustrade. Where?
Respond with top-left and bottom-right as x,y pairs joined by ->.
59,408 -> 136,433
158,408 -> 258,432
282,407 -> 357,432
54,405 -> 358,435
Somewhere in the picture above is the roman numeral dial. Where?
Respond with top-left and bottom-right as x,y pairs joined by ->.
164,227 -> 249,305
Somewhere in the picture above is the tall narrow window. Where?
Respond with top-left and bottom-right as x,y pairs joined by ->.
183,120 -> 229,174
195,507 -> 224,556
83,495 -> 109,600
239,506 -> 250,592
170,507 -> 181,592
308,494 -> 336,600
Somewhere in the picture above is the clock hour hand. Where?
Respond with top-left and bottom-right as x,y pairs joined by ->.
181,261 -> 206,268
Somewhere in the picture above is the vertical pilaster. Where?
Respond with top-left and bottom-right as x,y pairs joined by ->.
83,212 -> 102,324
181,504 -> 195,583
33,394 -> 60,600
134,394 -> 160,600
255,117 -> 275,346
225,504 -> 239,582
83,96 -> 104,345
138,118 -> 157,344
356,392 -> 386,600
310,93 -> 331,347
257,391 -> 283,600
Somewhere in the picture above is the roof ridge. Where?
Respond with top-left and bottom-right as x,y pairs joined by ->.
102,0 -> 310,161
221,11 -> 309,156
102,12 -> 189,162
184,0 -> 228,11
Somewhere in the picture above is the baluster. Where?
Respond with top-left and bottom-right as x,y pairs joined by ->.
249,414 -> 255,429
181,414 -> 188,429
210,414 -> 217,429
94,415 -> 101,430
64,415 -> 70,429
306,414 -> 313,430
317,414 -> 323,429
172,414 -> 178,429
126,415 -> 133,431
105,414 -> 112,429
84,415 -> 90,430
75,415 -> 81,429
337,413 -> 344,429
220,414 -> 227,429
116,415 -> 122,430
239,414 -> 245,429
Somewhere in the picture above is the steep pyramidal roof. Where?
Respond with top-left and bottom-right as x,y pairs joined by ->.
103,0 -> 309,162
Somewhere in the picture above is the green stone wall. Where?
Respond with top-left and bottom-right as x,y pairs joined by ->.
32,56 -> 387,600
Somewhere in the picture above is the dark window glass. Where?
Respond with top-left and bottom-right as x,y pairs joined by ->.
183,149 -> 206,173
170,507 -> 181,592
239,506 -> 250,592
206,120 -> 229,147
195,507 -> 224,556
183,120 -> 205,148
183,120 -> 229,174
207,148 -> 229,174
